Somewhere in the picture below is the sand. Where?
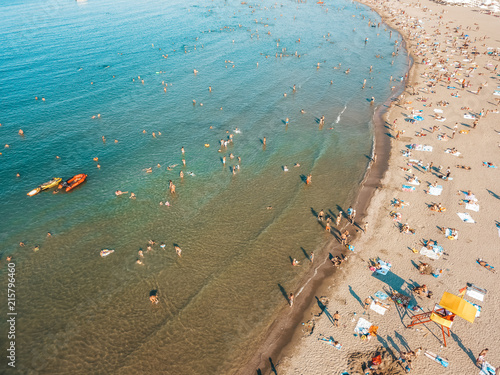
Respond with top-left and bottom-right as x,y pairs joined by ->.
246,0 -> 500,374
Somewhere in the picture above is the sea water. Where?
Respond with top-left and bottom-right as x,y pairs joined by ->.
0,0 -> 408,373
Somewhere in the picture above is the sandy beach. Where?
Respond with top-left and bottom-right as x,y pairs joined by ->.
246,0 -> 500,374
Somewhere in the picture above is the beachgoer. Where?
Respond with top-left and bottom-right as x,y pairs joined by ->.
175,246 -> 182,257
333,311 -> 340,327
292,258 -> 299,266
306,174 -> 312,185
289,293 -> 294,307
310,252 -> 314,263
318,209 -> 324,221
336,212 -> 342,226
476,349 -> 488,367
364,297 -> 372,310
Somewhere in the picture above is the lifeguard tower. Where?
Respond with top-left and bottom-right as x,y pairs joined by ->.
406,292 -> 477,346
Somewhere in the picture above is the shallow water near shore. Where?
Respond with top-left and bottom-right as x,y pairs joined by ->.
0,0 -> 407,373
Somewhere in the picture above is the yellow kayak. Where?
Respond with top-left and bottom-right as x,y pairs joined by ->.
27,177 -> 62,196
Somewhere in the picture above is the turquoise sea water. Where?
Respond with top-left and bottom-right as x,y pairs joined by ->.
0,0 -> 408,373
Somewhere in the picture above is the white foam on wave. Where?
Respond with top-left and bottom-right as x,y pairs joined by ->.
335,103 -> 348,124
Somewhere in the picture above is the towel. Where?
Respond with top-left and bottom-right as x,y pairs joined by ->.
402,185 -> 416,192
374,291 -> 389,300
354,318 -> 372,335
420,245 -> 443,260
457,212 -> 475,223
465,203 -> 480,212
428,185 -> 443,196
370,301 -> 388,315
434,109 -> 444,113
480,361 -> 496,375
409,179 -> 420,186
466,284 -> 487,302
422,145 -> 433,152
464,114 -> 475,119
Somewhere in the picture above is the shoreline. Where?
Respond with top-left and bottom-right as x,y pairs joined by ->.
275,0 -> 500,373
239,4 -> 417,373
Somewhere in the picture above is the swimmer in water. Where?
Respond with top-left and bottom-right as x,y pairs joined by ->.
130,193 -> 136,199
294,163 -> 300,167
283,165 -> 288,172
175,246 -> 182,257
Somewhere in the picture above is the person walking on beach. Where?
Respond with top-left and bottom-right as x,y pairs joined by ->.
333,311 -> 341,327
325,219 -> 331,233
476,349 -> 488,367
336,211 -> 342,226
310,252 -> 314,263
289,293 -> 294,307
318,209 -> 325,221
306,174 -> 312,185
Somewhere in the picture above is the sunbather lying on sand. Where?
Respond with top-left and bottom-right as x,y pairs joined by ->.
477,259 -> 495,272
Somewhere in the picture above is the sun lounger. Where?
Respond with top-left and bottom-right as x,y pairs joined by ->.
457,212 -> 475,223
428,185 -> 443,196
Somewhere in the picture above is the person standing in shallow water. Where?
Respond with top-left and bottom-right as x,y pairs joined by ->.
306,174 -> 312,184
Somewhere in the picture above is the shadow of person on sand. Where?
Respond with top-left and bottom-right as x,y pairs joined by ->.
451,331 -> 476,364
395,331 -> 411,351
269,357 -> 278,375
278,284 -> 289,304
315,296 -> 334,324
487,189 -> 500,200
348,285 -> 364,308
300,247 -> 311,261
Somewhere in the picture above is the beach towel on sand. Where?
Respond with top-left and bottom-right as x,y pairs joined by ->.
479,361 -> 496,375
465,203 -> 480,212
428,185 -> 443,196
420,245 -> 444,260
402,185 -> 416,192
370,300 -> 389,315
458,212 -> 475,223
354,318 -> 372,335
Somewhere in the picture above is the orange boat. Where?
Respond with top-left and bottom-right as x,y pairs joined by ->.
59,174 -> 87,192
